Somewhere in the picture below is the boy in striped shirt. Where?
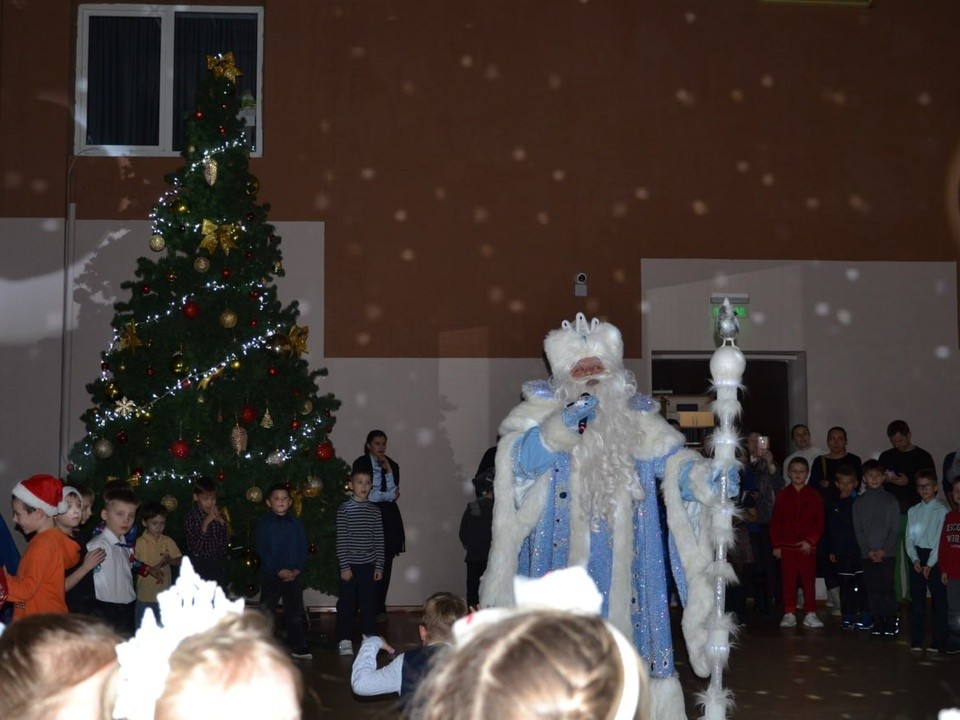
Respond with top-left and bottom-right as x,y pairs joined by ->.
336,469 -> 384,656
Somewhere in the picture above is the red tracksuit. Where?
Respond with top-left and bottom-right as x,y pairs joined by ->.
771,484 -> 824,613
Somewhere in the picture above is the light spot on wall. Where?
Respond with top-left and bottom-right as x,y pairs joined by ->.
27,178 -> 46,193
684,11 -> 697,23
761,173 -> 775,187
354,392 -> 368,409
736,161 -> 750,173
634,187 -> 649,200
760,74 -> 775,88
814,302 -> 830,317
836,309 -> 852,326
675,88 -> 696,107
484,64 -> 500,81
512,147 -> 527,162
416,427 -> 435,446
40,219 -> 59,232
730,89 -> 744,103
848,195 -> 871,213
479,243 -> 494,257
935,279 -> 948,295
935,345 -> 951,359
612,268 -> 626,283
473,206 -> 489,223
821,89 -> 847,106
319,119 -> 331,133
350,47 -> 367,59
356,333 -> 371,346
844,268 -> 860,281
805,197 -> 820,210
394,209 -> 408,222
401,81 -> 416,95
346,242 -> 363,256
612,201 -> 628,218
403,565 -> 422,583
488,286 -> 504,303
360,168 -> 376,180
691,200 -> 709,215
548,73 -> 563,90
434,186 -> 447,200
537,211 -> 550,225
4,170 -> 23,188
552,169 -> 566,182
917,92 -> 932,106
400,248 -> 415,261
508,299 -> 525,313
640,300 -> 651,314
461,54 -> 474,68
713,272 -> 730,289
365,304 -> 382,321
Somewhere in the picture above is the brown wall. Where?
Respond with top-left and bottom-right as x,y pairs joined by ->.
2,0 -> 960,357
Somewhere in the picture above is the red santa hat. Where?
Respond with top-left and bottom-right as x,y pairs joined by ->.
12,474 -> 64,516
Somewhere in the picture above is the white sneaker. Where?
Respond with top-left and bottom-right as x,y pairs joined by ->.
780,613 -> 797,628
803,613 -> 824,628
338,639 -> 353,656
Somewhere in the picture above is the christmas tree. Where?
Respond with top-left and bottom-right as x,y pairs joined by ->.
67,52 -> 349,595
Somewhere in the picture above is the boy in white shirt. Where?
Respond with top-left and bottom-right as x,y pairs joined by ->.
351,591 -> 467,711
906,468 -> 949,652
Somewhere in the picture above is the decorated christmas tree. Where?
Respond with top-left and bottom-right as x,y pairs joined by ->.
67,52 -> 348,596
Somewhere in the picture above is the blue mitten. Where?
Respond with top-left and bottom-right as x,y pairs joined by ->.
561,393 -> 598,434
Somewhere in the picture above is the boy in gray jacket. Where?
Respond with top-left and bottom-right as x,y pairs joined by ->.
853,460 -> 902,637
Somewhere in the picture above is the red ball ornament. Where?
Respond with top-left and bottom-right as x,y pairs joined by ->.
268,234 -> 279,244
170,439 -> 190,459
248,291 -> 260,300
182,300 -> 200,319
217,469 -> 226,482
146,366 -> 155,377
291,419 -> 300,430
66,462 -> 74,472
219,126 -> 226,135
194,109 -> 204,120
221,268 -> 231,279
249,318 -> 258,327
246,212 -> 256,222
142,285 -> 151,294
315,441 -> 335,461
308,544 -> 317,554
116,431 -> 128,444
101,361 -> 109,371
180,378 -> 192,389
268,366 -> 278,377
240,405 -> 257,424
244,251 -> 254,260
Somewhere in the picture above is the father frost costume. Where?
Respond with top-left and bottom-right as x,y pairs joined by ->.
481,313 -> 740,720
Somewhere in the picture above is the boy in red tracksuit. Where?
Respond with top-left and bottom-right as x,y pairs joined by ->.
771,456 -> 825,629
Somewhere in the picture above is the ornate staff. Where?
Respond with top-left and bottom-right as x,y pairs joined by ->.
704,298 -> 745,719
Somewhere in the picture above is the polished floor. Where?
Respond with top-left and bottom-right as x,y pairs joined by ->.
295,603 -> 958,719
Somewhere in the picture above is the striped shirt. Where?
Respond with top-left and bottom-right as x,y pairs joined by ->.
337,498 -> 384,571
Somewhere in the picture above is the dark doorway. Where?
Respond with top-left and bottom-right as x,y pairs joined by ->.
652,358 -> 790,463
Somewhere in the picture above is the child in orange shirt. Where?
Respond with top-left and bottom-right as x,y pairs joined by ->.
1,475 -> 80,619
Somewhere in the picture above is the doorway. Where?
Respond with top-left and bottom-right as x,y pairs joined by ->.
651,352 -> 808,464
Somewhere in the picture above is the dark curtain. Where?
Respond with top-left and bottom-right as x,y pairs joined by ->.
172,13 -> 259,151
86,17 -> 161,146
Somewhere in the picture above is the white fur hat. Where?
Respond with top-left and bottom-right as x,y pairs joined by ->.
543,313 -> 624,379
58,486 -> 82,514
12,474 -> 64,516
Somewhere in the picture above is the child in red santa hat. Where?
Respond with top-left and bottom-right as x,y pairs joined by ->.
1,474 -> 80,620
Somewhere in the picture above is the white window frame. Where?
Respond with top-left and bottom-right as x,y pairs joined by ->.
74,4 -> 264,157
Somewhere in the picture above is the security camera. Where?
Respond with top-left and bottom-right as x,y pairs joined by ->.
575,272 -> 587,284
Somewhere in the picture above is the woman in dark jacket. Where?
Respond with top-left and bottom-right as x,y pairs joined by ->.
352,430 -> 405,618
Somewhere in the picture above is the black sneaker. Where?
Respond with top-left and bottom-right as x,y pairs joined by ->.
291,647 -> 313,660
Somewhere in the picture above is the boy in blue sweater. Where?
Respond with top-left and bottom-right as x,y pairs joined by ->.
255,483 -> 311,660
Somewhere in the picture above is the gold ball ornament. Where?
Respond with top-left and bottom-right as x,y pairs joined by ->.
193,256 -> 210,273
229,358 -> 242,371
265,334 -> 293,357
174,200 -> 190,214
169,352 -> 188,376
245,486 -> 263,503
166,271 -> 177,283
160,495 -> 178,513
93,438 -> 114,459
149,234 -> 166,252
300,400 -> 313,415
241,550 -> 261,572
136,408 -> 153,425
104,382 -> 122,401
219,310 -> 238,329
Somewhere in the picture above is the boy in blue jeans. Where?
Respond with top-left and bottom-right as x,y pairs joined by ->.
255,483 -> 311,660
